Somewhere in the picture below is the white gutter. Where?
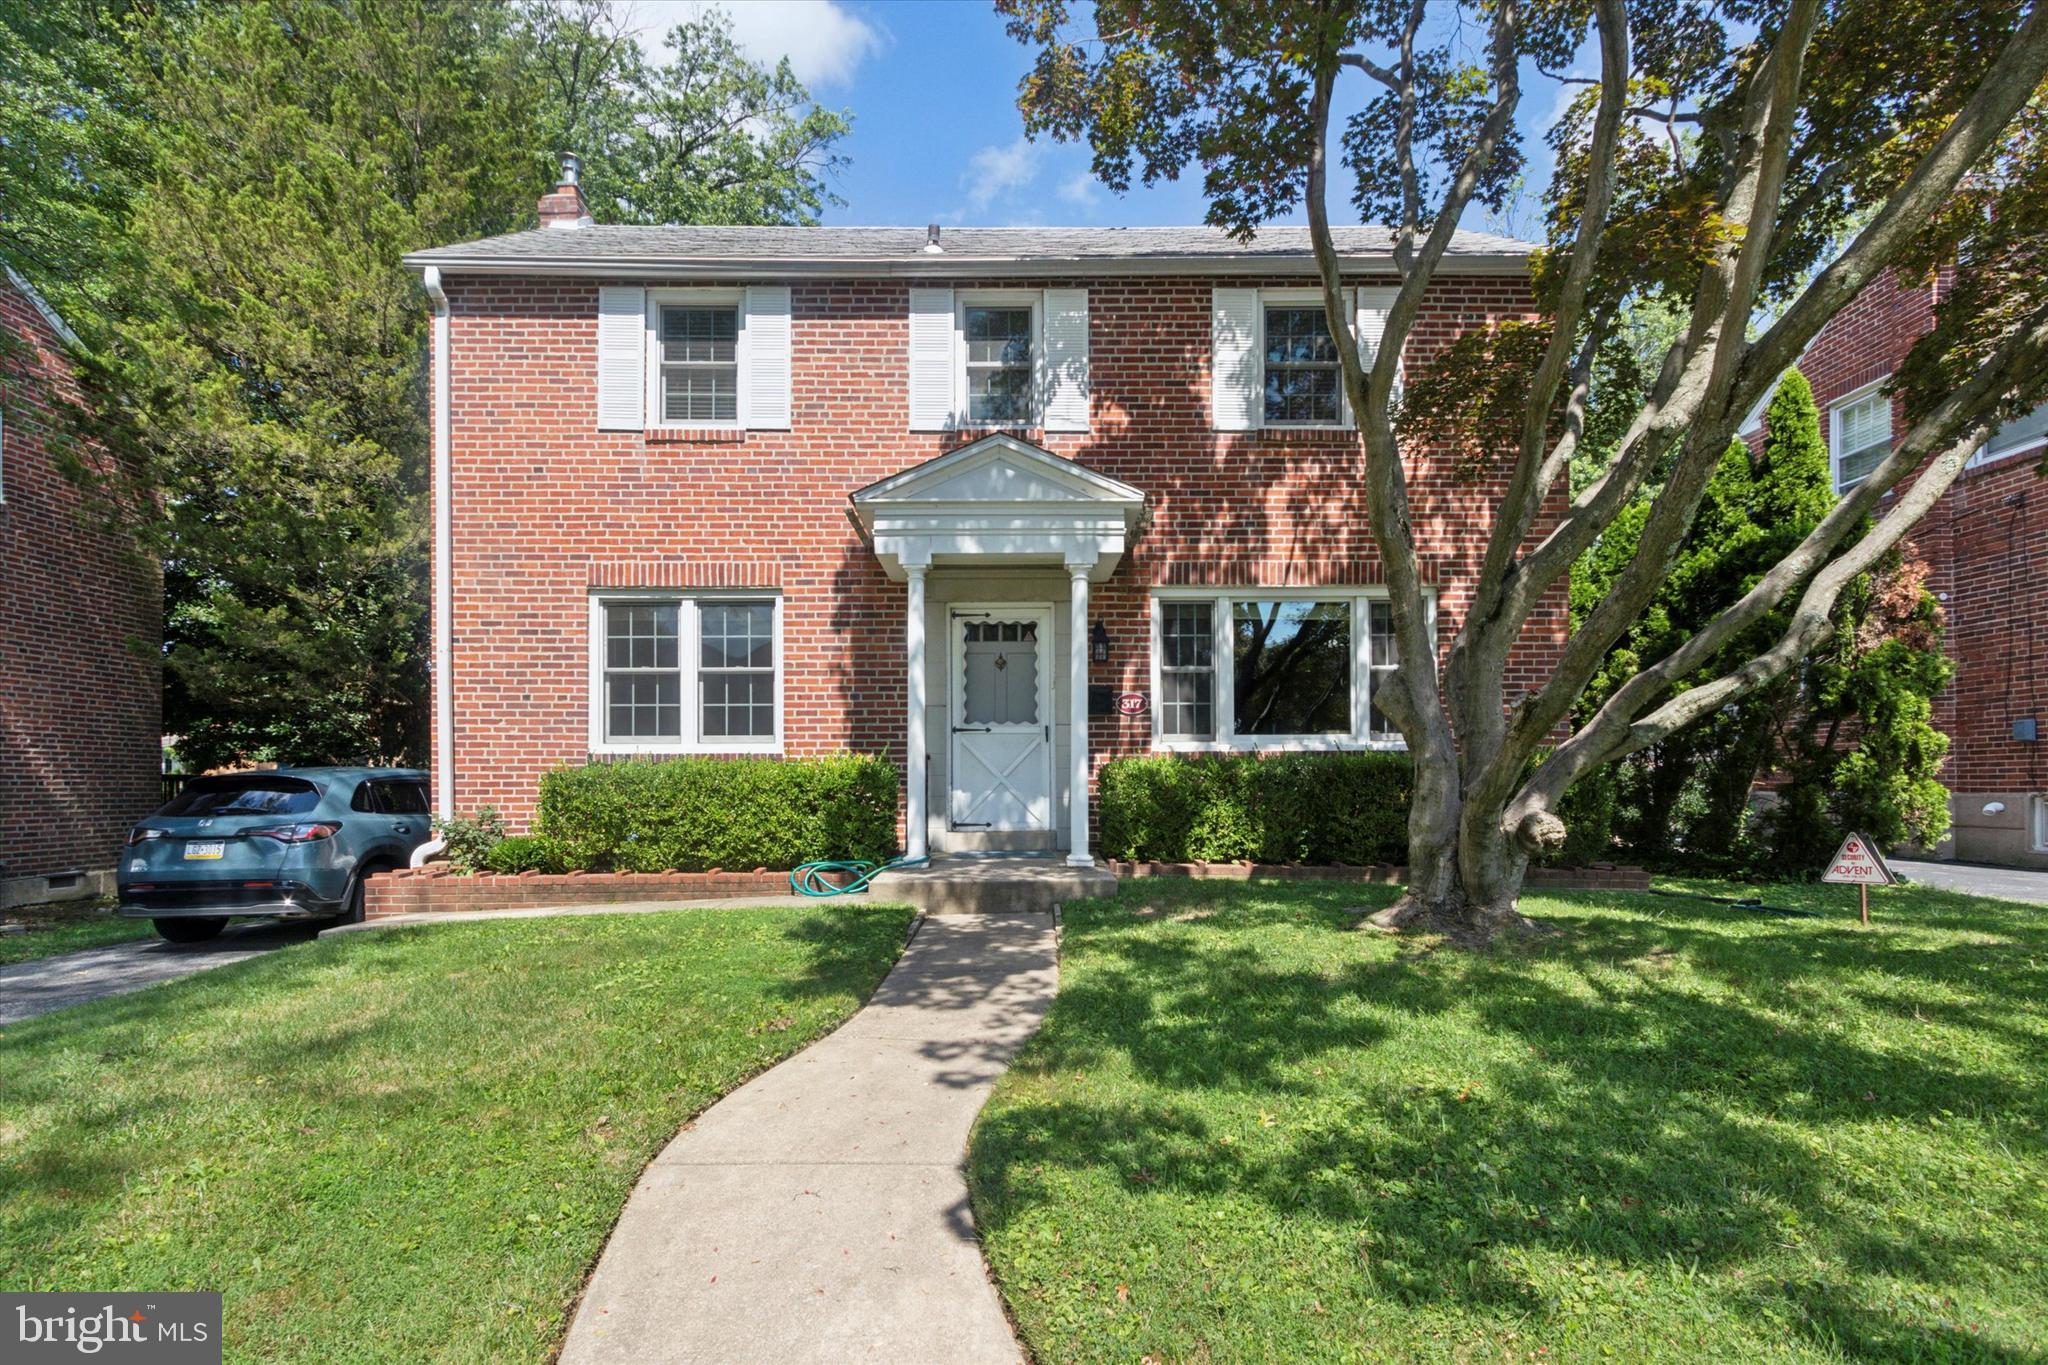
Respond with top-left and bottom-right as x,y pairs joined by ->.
422,265 -> 454,825
397,252 -> 1534,282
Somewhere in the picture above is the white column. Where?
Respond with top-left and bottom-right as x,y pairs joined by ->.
1066,561 -> 1094,867
904,564 -> 930,862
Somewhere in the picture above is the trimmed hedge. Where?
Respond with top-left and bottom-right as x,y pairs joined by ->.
481,833 -> 567,875
536,755 -> 898,873
1098,752 -> 1412,866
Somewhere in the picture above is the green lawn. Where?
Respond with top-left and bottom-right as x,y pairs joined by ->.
968,878 -> 2048,1362
0,905 -> 914,1362
0,903 -> 153,964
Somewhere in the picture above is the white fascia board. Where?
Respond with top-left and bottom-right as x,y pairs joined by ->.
399,253 -> 1533,281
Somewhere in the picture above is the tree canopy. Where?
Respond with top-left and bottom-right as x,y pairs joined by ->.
0,0 -> 853,771
1001,0 -> 2048,937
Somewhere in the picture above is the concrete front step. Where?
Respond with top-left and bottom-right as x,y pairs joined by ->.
869,855 -> 1117,914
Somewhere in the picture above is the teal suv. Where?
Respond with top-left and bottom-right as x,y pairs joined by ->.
118,767 -> 432,942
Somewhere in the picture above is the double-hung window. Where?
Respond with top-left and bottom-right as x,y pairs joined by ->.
957,295 -> 1039,426
1830,383 -> 1891,492
656,302 -> 740,424
1970,398 -> 2048,471
590,595 -> 781,753
1263,304 -> 1342,426
1151,591 -> 1420,749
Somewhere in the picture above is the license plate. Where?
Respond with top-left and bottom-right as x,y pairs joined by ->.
183,841 -> 225,860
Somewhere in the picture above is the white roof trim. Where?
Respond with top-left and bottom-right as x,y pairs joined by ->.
400,252 -> 1528,281
4,266 -> 80,349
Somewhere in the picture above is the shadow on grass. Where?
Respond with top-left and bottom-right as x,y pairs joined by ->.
969,881 -> 2048,1356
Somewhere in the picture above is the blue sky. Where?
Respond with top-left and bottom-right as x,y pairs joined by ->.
630,1 -> 1569,239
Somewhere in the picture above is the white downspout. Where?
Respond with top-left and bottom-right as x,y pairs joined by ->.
415,265 -> 454,864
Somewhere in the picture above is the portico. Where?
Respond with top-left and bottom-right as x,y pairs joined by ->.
849,435 -> 1145,866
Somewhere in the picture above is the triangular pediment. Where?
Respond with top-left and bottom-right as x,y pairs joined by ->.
851,434 -> 1144,508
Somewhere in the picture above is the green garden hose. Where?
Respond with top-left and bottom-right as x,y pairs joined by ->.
789,855 -> 928,897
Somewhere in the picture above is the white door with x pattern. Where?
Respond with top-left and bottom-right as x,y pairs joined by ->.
948,605 -> 1054,832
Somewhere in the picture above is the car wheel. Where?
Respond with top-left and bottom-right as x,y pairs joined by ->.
333,869 -> 374,926
154,917 -> 228,944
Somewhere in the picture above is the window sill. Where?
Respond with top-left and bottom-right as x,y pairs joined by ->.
1150,737 -> 1407,754
1226,426 -> 1360,445
645,426 -> 747,445
590,743 -> 784,758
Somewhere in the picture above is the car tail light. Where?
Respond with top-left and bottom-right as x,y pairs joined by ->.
126,827 -> 168,845
250,822 -> 343,843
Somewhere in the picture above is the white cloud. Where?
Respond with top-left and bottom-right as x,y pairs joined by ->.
1056,170 -> 1099,206
963,137 -> 1040,210
629,1 -> 886,88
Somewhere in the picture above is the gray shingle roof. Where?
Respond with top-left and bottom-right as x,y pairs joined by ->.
404,224 -> 1536,278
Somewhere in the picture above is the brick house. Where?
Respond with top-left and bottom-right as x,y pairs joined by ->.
0,269 -> 162,908
402,174 -> 1566,864
1779,268 -> 2048,867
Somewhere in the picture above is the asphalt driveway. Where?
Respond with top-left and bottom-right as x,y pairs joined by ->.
1889,858 -> 2048,906
0,921 -> 319,1026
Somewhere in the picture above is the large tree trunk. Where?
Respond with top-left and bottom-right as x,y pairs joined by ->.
1370,755 -> 1555,944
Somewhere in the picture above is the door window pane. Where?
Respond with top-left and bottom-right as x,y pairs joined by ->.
1230,600 -> 1351,735
963,617 -> 1040,725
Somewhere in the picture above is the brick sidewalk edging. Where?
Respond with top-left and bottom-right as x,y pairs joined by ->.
1107,860 -> 1651,892
364,867 -> 835,918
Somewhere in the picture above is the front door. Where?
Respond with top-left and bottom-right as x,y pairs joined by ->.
948,605 -> 1054,833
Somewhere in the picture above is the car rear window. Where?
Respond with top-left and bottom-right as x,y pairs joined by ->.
158,776 -> 321,817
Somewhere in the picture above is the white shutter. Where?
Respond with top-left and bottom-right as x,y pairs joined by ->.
908,287 -> 955,431
1210,287 -> 1261,431
1040,288 -> 1090,432
596,286 -> 646,430
1355,286 -> 1401,399
742,285 -> 792,430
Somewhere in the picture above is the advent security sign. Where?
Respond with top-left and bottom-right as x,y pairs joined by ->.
4,1294 -> 220,1363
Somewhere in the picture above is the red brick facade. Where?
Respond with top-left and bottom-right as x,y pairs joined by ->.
0,275 -> 161,893
1793,268 -> 2048,866
435,265 -> 1567,845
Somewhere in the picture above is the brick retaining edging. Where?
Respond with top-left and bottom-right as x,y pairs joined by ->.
1106,860 -> 1651,892
364,867 -> 842,918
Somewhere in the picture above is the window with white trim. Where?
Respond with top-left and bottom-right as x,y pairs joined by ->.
956,293 -> 1040,426
1151,590 -> 1421,749
1263,304 -> 1342,426
1970,399 -> 2048,470
590,594 -> 781,752
2033,794 -> 2048,854
1830,383 -> 1891,492
643,289 -> 747,428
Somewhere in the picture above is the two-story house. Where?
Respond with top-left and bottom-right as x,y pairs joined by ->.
1791,268 -> 2048,868
0,268 -> 162,908
402,170 -> 1565,865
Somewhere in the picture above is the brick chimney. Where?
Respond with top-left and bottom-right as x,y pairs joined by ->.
538,153 -> 591,230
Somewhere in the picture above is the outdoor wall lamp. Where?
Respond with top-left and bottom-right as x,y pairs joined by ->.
1090,621 -> 1111,663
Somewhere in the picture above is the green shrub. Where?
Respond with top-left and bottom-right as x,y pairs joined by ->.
481,834 -> 567,875
1098,752 -> 1412,865
1545,763 -> 1620,866
432,807 -> 505,875
536,755 -> 899,873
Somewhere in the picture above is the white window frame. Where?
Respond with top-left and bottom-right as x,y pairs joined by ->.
1968,398 -> 2048,472
1258,287 -> 1351,430
955,290 -> 1043,428
588,591 -> 784,756
645,288 -> 746,430
2032,794 -> 2048,854
1147,587 -> 1433,752
1829,379 -> 1892,494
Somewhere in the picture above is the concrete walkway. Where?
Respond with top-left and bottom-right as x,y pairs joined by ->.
0,921 -> 318,1026
561,911 -> 1057,1365
1890,858 -> 2048,906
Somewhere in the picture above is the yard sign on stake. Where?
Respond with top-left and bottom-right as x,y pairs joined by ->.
1821,831 -> 1895,925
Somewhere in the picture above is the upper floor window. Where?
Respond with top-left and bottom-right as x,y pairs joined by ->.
589,593 -> 781,754
1830,383 -> 1891,492
963,305 -> 1034,425
658,304 -> 739,424
1151,591 -> 1418,750
1970,399 -> 2048,471
1263,305 -> 1342,426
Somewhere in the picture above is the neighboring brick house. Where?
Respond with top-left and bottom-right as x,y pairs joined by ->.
0,268 -> 162,907
402,174 -> 1567,864
1784,268 -> 2048,868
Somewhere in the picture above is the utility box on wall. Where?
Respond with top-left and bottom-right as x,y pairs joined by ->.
2015,718 -> 2039,742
